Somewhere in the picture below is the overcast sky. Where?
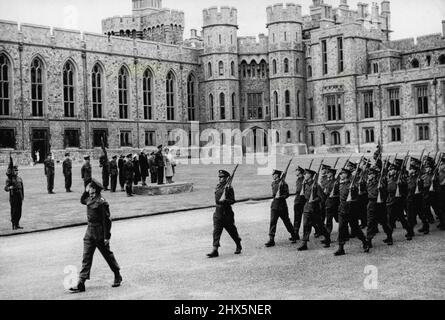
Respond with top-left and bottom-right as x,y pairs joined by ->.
0,0 -> 444,40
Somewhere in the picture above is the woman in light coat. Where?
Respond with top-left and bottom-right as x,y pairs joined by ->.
164,148 -> 175,184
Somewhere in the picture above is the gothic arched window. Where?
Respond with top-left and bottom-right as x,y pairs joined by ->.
31,58 -> 44,117
143,68 -> 153,120
118,66 -> 129,119
63,61 -> 75,118
0,54 -> 11,116
92,64 -> 103,119
166,71 -> 175,120
187,74 -> 196,121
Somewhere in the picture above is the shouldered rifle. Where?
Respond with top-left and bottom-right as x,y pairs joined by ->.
309,160 -> 324,203
333,157 -> 340,169
377,155 -> 390,203
395,151 -> 410,198
276,157 -> 293,199
329,154 -> 352,198
346,154 -> 364,202
219,164 -> 239,202
429,152 -> 443,192
415,151 -> 429,194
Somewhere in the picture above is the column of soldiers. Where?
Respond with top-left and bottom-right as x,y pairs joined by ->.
261,148 -> 445,256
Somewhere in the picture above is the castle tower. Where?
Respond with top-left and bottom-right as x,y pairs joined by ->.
266,3 -> 306,147
201,7 -> 240,133
380,0 -> 391,40
132,0 -> 162,16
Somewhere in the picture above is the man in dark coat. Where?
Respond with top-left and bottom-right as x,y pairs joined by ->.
69,178 -> 122,293
109,155 -> 118,193
207,170 -> 242,258
155,145 -> 165,185
139,151 -> 149,186
123,154 -> 134,197
324,168 -> 340,241
292,166 -> 306,241
81,155 -> 92,188
5,165 -> 24,230
265,170 -> 297,247
118,155 -> 125,191
99,153 -> 110,191
418,156 -> 436,234
62,152 -> 72,192
132,155 -> 141,186
148,152 -> 157,184
44,153 -> 55,194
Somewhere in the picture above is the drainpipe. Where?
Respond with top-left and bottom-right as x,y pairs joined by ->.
81,50 -> 89,149
433,78 -> 439,152
354,75 -> 361,153
18,42 -> 25,150
134,57 -> 140,149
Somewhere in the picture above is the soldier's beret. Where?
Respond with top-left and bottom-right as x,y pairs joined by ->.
127,153 -> 133,158
84,155 -> 90,160
157,144 -> 163,149
296,166 -> 305,174
346,161 -> 357,171
424,156 -> 435,168
112,155 -> 117,159
13,165 -> 18,170
65,152 -> 70,157
119,154 -> 124,158
321,164 -> 331,170
368,166 -> 380,175
341,168 -> 352,175
410,163 -> 420,171
272,170 -> 282,176
390,159 -> 404,170
327,168 -> 337,175
305,168 -> 316,176
218,170 -> 230,178
88,178 -> 104,191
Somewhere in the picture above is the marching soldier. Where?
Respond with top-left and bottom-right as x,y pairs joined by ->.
207,170 -> 242,258
418,156 -> 435,234
69,178 -> 122,293
5,165 -> 24,230
62,152 -> 72,192
298,168 -> 330,251
81,155 -> 92,188
123,154 -> 134,197
292,166 -> 306,241
44,153 -> 55,194
324,168 -> 340,240
109,155 -> 118,193
315,164 -> 330,237
436,155 -> 445,230
99,153 -> 110,191
386,159 -> 414,241
265,169 -> 297,247
358,159 -> 370,229
334,167 -> 369,256
406,158 -> 423,232
118,155 -> 125,191
365,165 -> 393,251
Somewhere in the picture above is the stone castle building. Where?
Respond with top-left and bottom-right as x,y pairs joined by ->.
0,0 -> 444,163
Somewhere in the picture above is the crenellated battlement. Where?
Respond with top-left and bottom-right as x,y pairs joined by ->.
386,33 -> 445,52
266,3 -> 302,25
202,6 -> 237,27
238,34 -> 268,53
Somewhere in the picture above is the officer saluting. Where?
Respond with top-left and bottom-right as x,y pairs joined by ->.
44,153 -> 55,194
207,169 -> 242,258
62,152 -> 72,192
5,163 -> 24,230
109,155 -> 118,193
265,168 -> 297,247
69,178 -> 122,293
81,155 -> 92,188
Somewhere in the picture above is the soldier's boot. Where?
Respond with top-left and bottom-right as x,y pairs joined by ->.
368,239 -> 373,249
418,223 -> 429,235
323,237 -> 331,248
207,247 -> 219,258
112,272 -> 122,288
234,241 -> 242,255
334,244 -> 345,256
405,229 -> 414,241
297,241 -> 308,251
69,281 -> 85,293
289,232 -> 298,244
12,224 -> 16,230
16,225 -> 23,229
362,239 -> 370,253
383,235 -> 393,246
265,237 -> 275,248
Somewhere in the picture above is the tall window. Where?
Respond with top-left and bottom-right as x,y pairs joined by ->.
92,130 -> 107,148
417,124 -> 429,141
285,90 -> 290,117
247,93 -> 263,120
118,67 -> 129,119
297,91 -> 301,117
363,91 -> 374,118
287,131 -> 291,143
231,61 -> 235,76
309,132 -> 314,146
231,93 -> 236,120
219,61 -> 224,76
390,126 -> 401,142
92,64 -> 103,119
416,86 -> 428,114
276,131 -> 280,143
208,62 -> 212,78
209,94 -> 214,120
187,74 -> 196,121
322,40 -> 328,75
439,55 -> 445,65
321,133 -> 326,145
389,88 -> 400,116
326,95 -> 342,121
31,58 -> 44,117
0,129 -> 15,148
364,128 -> 375,143
309,98 -> 314,120
63,61 -> 75,117
308,65 -> 312,77
64,129 -> 80,148
143,68 -> 153,120
166,71 -> 175,120
272,59 -> 277,75
295,58 -> 299,74
345,131 -> 351,144
0,54 -> 10,116
337,37 -> 344,73
219,92 -> 225,120
284,58 -> 289,73
331,131 -> 340,145
373,63 -> 379,73
411,59 -> 419,68
120,130 -> 132,147
274,91 -> 279,118
144,131 -> 155,146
